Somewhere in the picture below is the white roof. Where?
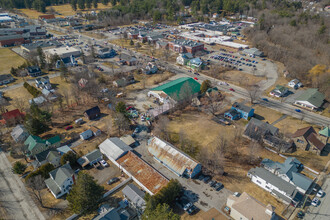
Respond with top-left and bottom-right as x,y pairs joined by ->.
99,137 -> 132,160
219,41 -> 249,49
44,46 -> 80,57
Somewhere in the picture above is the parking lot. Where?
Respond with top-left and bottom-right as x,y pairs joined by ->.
85,160 -> 122,185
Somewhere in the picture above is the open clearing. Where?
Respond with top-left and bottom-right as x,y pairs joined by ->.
47,3 -> 113,16
0,48 -> 26,75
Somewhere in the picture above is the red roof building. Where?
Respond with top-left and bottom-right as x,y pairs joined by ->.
1,109 -> 24,125
38,15 -> 55,20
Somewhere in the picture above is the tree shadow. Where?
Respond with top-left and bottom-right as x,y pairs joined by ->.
252,114 -> 265,121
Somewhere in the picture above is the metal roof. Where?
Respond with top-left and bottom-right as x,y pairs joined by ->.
99,137 -> 132,160
148,137 -> 200,176
122,184 -> 146,208
116,151 -> 169,195
150,77 -> 201,101
295,88 -> 325,108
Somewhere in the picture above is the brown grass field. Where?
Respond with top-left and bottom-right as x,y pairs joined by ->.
0,48 -> 26,75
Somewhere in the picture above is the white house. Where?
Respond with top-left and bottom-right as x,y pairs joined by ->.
294,88 -> 325,110
176,53 -> 193,65
80,129 -> 93,140
148,136 -> 202,178
288,79 -> 302,89
44,163 -> 75,199
11,124 -> 29,143
247,167 -> 303,206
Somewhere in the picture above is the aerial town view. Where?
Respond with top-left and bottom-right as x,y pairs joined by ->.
0,0 -> 329,219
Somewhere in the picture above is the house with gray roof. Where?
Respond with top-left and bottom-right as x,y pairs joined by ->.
261,157 -> 314,194
294,88 -> 325,111
122,184 -> 146,214
34,149 -> 61,168
93,205 -> 130,220
45,163 -> 75,198
99,137 -> 132,162
11,124 -> 29,143
77,149 -> 103,168
248,167 -> 303,206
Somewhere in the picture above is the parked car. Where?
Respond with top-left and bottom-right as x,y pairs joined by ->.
65,125 -> 73,130
311,198 -> 319,206
262,98 -> 269,102
194,72 -> 200,75
99,160 -> 109,167
229,88 -> 235,92
316,189 -> 324,197
107,177 -> 119,185
208,180 -> 216,187
203,176 -> 211,183
187,205 -> 197,215
193,77 -> 198,80
214,182 -> 223,191
295,109 -> 302,113
198,174 -> 204,181
183,202 -> 193,211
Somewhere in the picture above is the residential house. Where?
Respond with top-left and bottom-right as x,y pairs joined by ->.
146,32 -> 164,44
226,192 -> 278,220
187,57 -> 205,70
0,74 -> 14,85
113,76 -> 135,87
288,79 -> 302,89
80,129 -> 93,140
41,88 -> 57,101
11,124 -> 29,143
168,39 -> 204,54
148,136 -> 202,178
34,149 -> 61,168
38,15 -> 56,20
122,184 -> 146,214
261,157 -> 314,194
29,96 -> 47,105
270,85 -> 288,97
26,66 -> 42,77
99,137 -> 132,163
143,62 -> 158,75
120,135 -> 136,147
294,88 -> 325,111
128,31 -> 139,39
35,76 -> 51,90
1,109 -> 24,125
155,41 -> 169,50
137,31 -> 147,42
291,126 -> 326,155
84,106 -> 101,120
176,53 -> 193,65
24,135 -> 61,157
90,126 -> 101,136
148,77 -> 201,103
224,102 -> 254,120
55,55 -> 77,68
93,206 -> 130,220
243,118 -> 295,153
77,149 -> 103,168
57,145 -> 74,156
247,167 -> 303,206
96,47 -> 116,59
45,163 -> 75,199
117,53 -> 138,66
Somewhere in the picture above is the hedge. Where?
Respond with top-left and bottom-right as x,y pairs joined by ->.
23,82 -> 42,98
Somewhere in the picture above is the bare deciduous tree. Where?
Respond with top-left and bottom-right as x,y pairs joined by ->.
153,115 -> 170,141
246,84 -> 261,104
26,175 -> 46,208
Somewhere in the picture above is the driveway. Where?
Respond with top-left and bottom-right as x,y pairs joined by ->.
304,175 -> 330,220
87,163 -> 121,185
133,137 -> 232,216
0,150 -> 45,220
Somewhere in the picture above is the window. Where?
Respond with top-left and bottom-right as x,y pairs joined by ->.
256,180 -> 262,184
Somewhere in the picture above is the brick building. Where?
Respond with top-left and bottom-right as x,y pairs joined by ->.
168,39 -> 204,54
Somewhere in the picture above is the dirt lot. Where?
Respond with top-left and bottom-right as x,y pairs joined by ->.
126,71 -> 175,91
0,48 -> 26,75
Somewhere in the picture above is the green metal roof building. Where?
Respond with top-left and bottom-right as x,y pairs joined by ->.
294,88 -> 325,110
319,127 -> 330,137
150,77 -> 201,101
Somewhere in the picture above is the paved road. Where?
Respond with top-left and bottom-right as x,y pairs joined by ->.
25,19 -> 330,126
304,175 -> 330,220
0,150 -> 45,220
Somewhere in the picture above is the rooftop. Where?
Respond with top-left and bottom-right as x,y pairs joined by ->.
116,151 -> 169,195
228,192 -> 275,220
295,88 -> 325,108
99,137 -> 132,160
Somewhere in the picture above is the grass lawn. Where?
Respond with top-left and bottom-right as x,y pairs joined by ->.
220,70 -> 266,88
0,48 -> 26,75
18,9 -> 47,19
4,86 -> 33,111
126,71 -> 175,90
102,62 -> 119,69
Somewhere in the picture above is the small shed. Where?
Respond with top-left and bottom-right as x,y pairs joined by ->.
84,106 -> 101,120
90,126 -> 101,136
80,129 -> 93,140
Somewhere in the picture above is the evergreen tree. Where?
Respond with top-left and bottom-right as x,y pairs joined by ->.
77,0 -> 85,10
93,0 -> 97,8
37,46 -> 46,69
24,114 -> 48,135
110,0 -> 116,6
200,79 -> 211,93
60,151 -> 78,166
67,172 -> 104,214
70,0 -> 77,11
101,0 -> 109,6
86,0 -> 92,9
143,203 -> 180,220
12,161 -> 27,174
